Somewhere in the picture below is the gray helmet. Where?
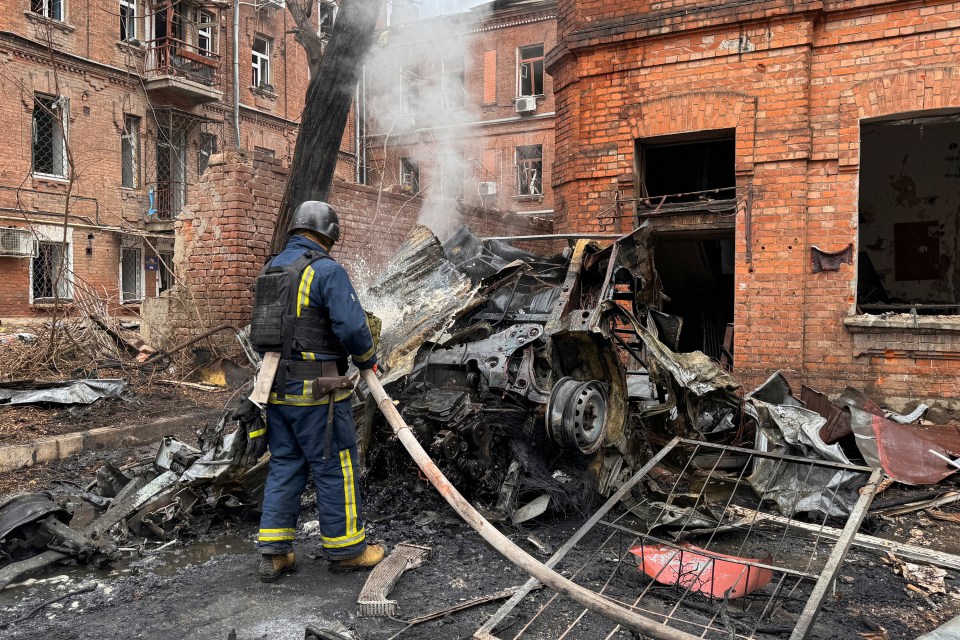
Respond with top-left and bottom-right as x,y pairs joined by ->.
288,201 -> 340,244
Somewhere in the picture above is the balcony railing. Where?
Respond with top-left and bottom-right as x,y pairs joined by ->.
144,39 -> 222,90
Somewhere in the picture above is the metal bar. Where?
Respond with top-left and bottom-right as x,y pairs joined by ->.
480,233 -> 622,242
473,437 -> 683,639
676,438 -> 873,473
789,468 -> 884,640
744,184 -> 754,266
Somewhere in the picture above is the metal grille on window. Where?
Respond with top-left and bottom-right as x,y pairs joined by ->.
32,96 -> 68,178
516,145 -> 543,196
32,241 -> 71,302
145,108 -> 222,221
121,246 -> 143,303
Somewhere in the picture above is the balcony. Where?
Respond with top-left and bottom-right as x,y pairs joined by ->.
143,39 -> 223,104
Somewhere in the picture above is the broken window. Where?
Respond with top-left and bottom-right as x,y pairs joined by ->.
196,9 -> 215,55
442,57 -> 465,109
120,246 -> 143,303
857,115 -> 960,314
158,250 -> 174,293
198,132 -> 217,174
516,145 -> 543,196
638,132 -> 736,204
121,114 -> 140,188
32,95 -> 68,178
252,36 -> 271,89
155,124 -> 187,220
31,241 -> 72,303
400,64 -> 420,115
31,0 -> 64,21
318,0 -> 337,37
518,44 -> 544,97
400,157 -> 419,194
119,0 -> 136,41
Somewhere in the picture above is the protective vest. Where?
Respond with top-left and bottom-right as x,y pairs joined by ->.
249,250 -> 348,363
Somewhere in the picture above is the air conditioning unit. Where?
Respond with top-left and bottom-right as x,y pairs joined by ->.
0,228 -> 37,259
478,182 -> 497,196
515,96 -> 537,113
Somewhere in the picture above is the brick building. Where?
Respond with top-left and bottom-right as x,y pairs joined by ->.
546,0 -> 960,410
0,0 -> 355,318
363,0 -> 558,234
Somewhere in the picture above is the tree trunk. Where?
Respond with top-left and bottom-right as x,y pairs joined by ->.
271,0 -> 382,253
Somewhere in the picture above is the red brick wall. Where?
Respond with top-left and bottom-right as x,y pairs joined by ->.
142,149 -> 549,346
549,0 -> 960,411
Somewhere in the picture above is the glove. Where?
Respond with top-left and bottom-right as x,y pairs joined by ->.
231,398 -> 268,466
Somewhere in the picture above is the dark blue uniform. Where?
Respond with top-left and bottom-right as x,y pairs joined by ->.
258,235 -> 376,559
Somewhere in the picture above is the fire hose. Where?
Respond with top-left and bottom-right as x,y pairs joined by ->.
359,369 -> 699,640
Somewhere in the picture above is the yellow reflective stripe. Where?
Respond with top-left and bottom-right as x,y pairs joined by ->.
267,388 -> 353,406
296,265 -> 316,317
301,351 -> 316,361
340,449 -> 358,538
303,380 -> 311,397
248,428 -> 266,438
354,345 -> 376,363
259,535 -> 295,541
321,528 -> 366,549
259,528 -> 296,533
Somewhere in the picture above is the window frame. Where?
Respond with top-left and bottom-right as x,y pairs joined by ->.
318,0 -> 337,37
197,9 -> 215,55
252,36 -> 272,89
119,0 -> 136,41
515,144 -> 543,196
517,43 -> 545,98
198,132 -> 218,174
121,114 -> 140,189
30,239 -> 73,304
400,64 -> 420,115
400,157 -> 420,195
31,0 -> 65,22
158,250 -> 174,294
119,243 -> 145,304
32,94 -> 69,179
442,57 -> 466,110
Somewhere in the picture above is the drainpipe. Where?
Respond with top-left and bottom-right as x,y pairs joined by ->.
233,0 -> 241,149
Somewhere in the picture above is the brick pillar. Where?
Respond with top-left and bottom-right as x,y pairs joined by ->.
142,150 -> 287,348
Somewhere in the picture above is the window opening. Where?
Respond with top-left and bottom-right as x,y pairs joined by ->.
442,57 -> 465,109
318,0 -> 337,37
441,152 -> 464,200
518,44 -> 544,97
400,64 -> 420,115
32,95 -> 68,178
516,145 -> 543,196
158,250 -> 174,293
252,36 -> 272,89
197,9 -> 214,55
120,0 -> 136,40
400,157 -> 419,194
155,124 -> 187,220
31,0 -> 64,21
32,241 -> 72,302
857,116 -> 960,315
122,114 -> 140,188
121,246 -> 143,303
639,134 -> 736,206
198,132 -> 217,174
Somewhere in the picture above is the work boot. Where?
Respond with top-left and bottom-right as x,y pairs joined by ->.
258,552 -> 297,583
329,544 -> 385,574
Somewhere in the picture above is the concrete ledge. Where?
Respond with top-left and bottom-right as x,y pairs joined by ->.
0,410 -> 221,474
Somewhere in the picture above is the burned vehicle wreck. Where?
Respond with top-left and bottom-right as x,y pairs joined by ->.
360,225 -> 661,521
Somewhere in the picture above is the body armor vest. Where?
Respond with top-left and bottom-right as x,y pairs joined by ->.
249,250 -> 348,363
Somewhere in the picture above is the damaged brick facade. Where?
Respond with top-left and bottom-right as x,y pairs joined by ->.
0,0 -> 355,318
548,0 -> 960,411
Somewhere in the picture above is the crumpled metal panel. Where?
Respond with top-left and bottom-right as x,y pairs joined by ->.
0,493 -> 69,540
850,408 -> 960,485
0,379 -> 128,405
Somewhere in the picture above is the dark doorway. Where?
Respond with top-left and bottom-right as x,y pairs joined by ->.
654,232 -> 736,361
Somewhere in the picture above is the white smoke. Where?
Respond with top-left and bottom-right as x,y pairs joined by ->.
363,1 -> 492,240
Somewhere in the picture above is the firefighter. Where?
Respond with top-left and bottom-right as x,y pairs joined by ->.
239,200 -> 384,583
